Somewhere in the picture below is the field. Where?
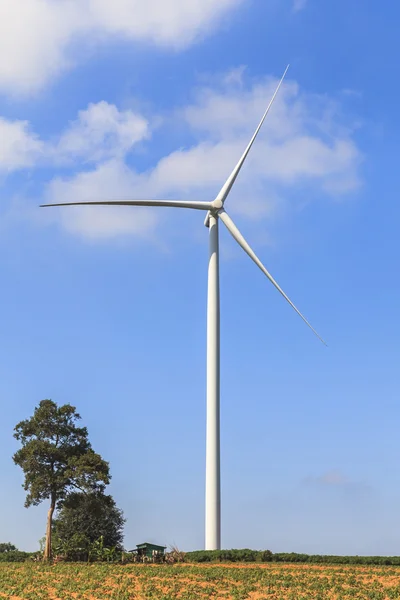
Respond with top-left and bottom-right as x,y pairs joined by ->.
1,562 -> 400,599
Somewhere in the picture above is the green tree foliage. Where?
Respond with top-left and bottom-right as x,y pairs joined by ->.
13,400 -> 110,561
0,542 -> 18,552
185,550 -> 400,566
0,543 -> 18,552
186,549 -> 259,563
0,551 -> 34,563
53,491 -> 125,561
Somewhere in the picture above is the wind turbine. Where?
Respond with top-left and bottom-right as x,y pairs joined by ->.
41,65 -> 325,551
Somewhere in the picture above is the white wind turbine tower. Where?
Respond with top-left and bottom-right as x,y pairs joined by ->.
41,65 -> 325,551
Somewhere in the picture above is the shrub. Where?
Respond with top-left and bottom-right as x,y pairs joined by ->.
185,550 -> 400,566
260,549 -> 273,562
165,546 -> 186,564
0,551 -> 34,563
185,549 -> 262,563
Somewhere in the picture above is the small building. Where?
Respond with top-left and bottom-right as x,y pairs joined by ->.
134,542 -> 167,560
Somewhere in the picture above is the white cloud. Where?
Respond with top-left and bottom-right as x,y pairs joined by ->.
87,0 -> 243,46
303,471 -> 372,495
7,72 -> 362,240
0,0 -> 244,95
44,160 -> 159,240
0,117 -> 44,171
174,75 -> 362,214
0,101 -> 148,173
305,470 -> 349,486
56,101 -> 149,163
0,0 -> 81,95
223,66 -> 247,87
292,0 -> 307,12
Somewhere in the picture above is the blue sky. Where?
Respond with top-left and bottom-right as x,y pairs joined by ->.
0,0 -> 399,555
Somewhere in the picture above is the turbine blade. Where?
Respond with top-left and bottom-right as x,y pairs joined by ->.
215,65 -> 289,205
40,199 -> 213,211
218,209 -> 326,345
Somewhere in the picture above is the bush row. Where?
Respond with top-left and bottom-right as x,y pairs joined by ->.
185,550 -> 400,566
186,549 -> 272,563
0,551 -> 35,563
2,548 -> 400,566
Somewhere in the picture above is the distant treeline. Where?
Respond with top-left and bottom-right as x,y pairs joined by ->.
3,547 -> 400,566
0,551 -> 35,563
186,550 -> 400,566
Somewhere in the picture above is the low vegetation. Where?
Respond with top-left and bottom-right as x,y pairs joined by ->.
2,562 -> 400,599
4,542 -> 400,568
0,551 -> 34,563
186,549 -> 400,566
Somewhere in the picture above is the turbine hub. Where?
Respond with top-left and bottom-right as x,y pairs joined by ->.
211,199 -> 223,210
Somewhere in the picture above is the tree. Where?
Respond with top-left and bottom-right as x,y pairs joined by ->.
53,491 -> 125,561
0,543 -> 17,553
13,400 -> 110,561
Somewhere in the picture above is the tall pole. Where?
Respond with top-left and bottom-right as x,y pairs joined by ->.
205,214 -> 221,550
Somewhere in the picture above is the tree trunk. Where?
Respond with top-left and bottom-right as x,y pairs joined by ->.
43,495 -> 56,561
